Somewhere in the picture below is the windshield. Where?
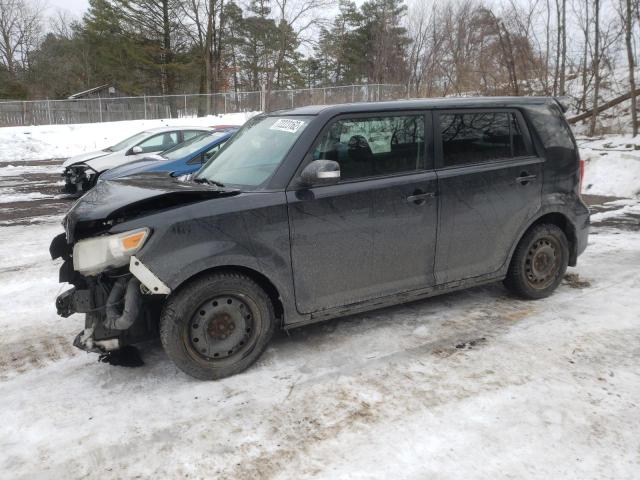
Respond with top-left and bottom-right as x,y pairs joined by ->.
195,115 -> 311,188
106,131 -> 150,152
162,132 -> 225,161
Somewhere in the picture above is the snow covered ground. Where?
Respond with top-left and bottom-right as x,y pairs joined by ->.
0,194 -> 638,479
0,112 -> 258,164
0,121 -> 639,478
578,135 -> 640,198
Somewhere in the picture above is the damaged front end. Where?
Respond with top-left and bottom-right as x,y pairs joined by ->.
51,173 -> 236,363
61,163 -> 99,195
50,227 -> 169,359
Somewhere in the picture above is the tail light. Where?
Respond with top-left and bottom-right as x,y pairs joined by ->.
579,158 -> 585,194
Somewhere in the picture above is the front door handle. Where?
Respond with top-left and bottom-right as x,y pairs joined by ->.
406,191 -> 435,204
516,173 -> 537,185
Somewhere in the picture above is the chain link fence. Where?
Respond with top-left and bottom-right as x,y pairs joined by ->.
0,84 -> 409,127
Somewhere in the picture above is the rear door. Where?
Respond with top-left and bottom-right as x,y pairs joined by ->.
286,112 -> 439,314
434,109 -> 542,284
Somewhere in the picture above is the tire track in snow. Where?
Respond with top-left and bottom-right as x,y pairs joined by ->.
0,334 -> 78,380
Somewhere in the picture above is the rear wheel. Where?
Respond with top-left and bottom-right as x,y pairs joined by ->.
504,224 -> 569,299
160,272 -> 275,380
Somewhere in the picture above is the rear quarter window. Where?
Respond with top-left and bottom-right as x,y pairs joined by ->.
523,104 -> 575,150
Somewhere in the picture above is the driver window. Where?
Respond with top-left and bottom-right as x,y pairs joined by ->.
312,115 -> 425,180
137,132 -> 179,153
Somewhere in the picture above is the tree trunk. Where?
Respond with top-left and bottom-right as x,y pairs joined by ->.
625,0 -> 638,136
553,0 -> 561,95
214,0 -> 226,93
580,0 -> 590,112
545,0 -> 551,94
589,0 -> 600,136
569,88 -> 640,123
559,0 -> 566,95
161,0 -> 177,116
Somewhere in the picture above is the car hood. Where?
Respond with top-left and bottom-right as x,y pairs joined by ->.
62,150 -> 110,168
100,155 -> 166,181
81,151 -> 139,172
64,172 -> 239,242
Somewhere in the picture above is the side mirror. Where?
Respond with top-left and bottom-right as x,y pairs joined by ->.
130,146 -> 143,155
300,160 -> 340,186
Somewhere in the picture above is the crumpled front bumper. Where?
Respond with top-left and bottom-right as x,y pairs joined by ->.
61,164 -> 99,195
52,235 -> 170,354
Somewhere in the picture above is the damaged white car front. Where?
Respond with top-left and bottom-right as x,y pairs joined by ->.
61,162 -> 100,195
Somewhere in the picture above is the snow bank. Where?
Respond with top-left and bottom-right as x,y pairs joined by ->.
578,136 -> 640,198
0,112 -> 258,163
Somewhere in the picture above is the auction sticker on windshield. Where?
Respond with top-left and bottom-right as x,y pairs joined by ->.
270,118 -> 306,133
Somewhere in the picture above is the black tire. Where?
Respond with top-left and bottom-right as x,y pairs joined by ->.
504,224 -> 569,300
160,272 -> 275,380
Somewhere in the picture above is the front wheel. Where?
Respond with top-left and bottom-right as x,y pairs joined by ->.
160,272 -> 275,380
504,224 -> 569,300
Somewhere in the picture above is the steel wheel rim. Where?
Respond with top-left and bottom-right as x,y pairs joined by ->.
186,294 -> 259,362
524,236 -> 561,290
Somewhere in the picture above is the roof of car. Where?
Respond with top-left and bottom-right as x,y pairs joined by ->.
271,96 -> 557,116
143,126 -> 212,133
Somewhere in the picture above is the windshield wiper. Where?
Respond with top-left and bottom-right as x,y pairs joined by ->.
193,177 -> 225,188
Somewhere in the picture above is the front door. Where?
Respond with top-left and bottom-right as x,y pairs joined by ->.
286,113 -> 439,314
434,109 -> 543,284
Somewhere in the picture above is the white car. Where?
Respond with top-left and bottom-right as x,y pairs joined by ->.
61,126 -> 211,195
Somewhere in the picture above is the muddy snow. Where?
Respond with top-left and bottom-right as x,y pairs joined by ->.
0,124 -> 639,479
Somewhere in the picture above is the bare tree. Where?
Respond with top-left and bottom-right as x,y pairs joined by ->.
573,0 -> 591,112
49,9 -> 76,39
620,0 -> 638,135
181,0 -> 228,114
559,0 -> 567,95
264,0 -> 332,104
0,0 -> 42,78
589,0 -> 600,135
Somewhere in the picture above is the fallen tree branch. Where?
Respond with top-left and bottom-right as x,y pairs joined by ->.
568,88 -> 640,124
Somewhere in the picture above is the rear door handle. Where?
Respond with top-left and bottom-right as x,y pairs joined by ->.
406,192 -> 435,204
516,174 -> 537,185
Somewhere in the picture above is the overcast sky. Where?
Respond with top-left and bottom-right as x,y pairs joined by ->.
46,0 -> 89,16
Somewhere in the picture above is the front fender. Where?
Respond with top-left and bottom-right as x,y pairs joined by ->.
116,192 -> 298,318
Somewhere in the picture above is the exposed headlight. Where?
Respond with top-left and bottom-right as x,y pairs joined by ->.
73,228 -> 150,276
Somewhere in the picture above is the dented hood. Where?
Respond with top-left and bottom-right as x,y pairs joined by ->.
64,173 -> 238,242
62,149 -> 110,168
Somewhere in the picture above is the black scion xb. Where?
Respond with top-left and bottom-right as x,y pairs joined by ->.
50,98 -> 589,380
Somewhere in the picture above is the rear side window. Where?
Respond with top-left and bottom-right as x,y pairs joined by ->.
439,112 -> 530,167
313,115 -> 425,180
183,130 -> 205,141
523,104 -> 575,150
138,132 -> 179,153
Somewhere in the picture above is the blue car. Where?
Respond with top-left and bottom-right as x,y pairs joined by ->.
100,128 -> 237,181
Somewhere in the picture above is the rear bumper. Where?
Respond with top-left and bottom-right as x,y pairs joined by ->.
572,201 -> 590,264
576,221 -> 589,257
